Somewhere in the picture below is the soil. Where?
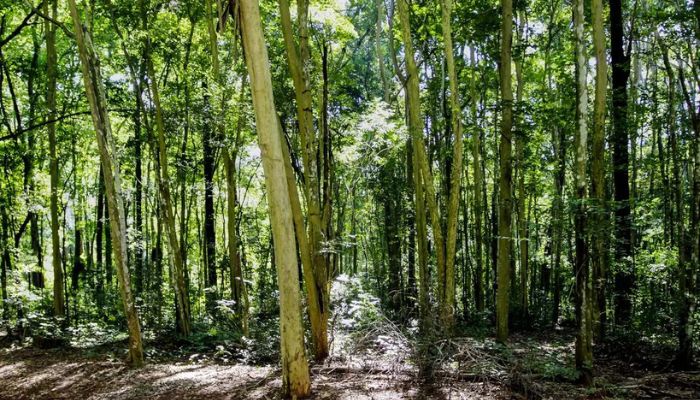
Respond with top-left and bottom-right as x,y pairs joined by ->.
0,328 -> 698,399
0,347 -> 506,399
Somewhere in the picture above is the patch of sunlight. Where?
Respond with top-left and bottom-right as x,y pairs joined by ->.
15,369 -> 56,388
50,367 -> 87,391
0,362 -> 26,378
156,368 -> 214,383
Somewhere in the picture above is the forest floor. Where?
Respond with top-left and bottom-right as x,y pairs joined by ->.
1,276 -> 699,399
2,324 -> 699,399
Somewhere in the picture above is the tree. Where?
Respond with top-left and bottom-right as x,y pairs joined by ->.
278,0 -> 330,360
204,0 -> 250,336
145,48 -> 192,337
397,0 -> 437,330
591,0 -> 608,340
573,0 -> 593,383
239,0 -> 311,395
496,0 -> 514,343
513,9 -> 529,321
440,0 -> 465,331
609,0 -> 634,327
470,47 -> 485,314
666,34 -> 700,368
67,0 -> 144,366
45,0 -> 64,319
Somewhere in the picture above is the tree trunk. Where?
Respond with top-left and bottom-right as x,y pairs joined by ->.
277,0 -> 330,361
177,22 -> 194,328
384,185 -> 402,313
514,11 -> 528,320
72,147 -> 84,297
105,191 -> 112,289
376,0 -> 390,103
145,50 -> 192,337
440,0 -> 464,331
551,123 -> 565,325
397,0 -> 446,333
1,207 -> 9,321
468,49 -> 485,314
203,86 -> 217,314
279,120 -> 327,353
671,46 -> 699,369
26,30 -> 42,291
134,76 -> 144,296
67,0 -> 144,366
204,0 -> 250,336
225,148 -> 248,334
496,0 -> 514,343
96,167 -> 105,315
239,0 -> 311,395
573,0 -> 593,383
609,0 -> 633,327
45,0 -> 64,318
405,143 -> 416,311
396,0 -> 427,327
320,40 -> 335,297
591,0 -> 608,340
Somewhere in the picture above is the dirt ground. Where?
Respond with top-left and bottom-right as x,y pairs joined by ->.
1,328 -> 699,399
0,347 -> 507,399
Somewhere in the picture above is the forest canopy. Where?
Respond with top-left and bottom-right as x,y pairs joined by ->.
0,0 -> 698,398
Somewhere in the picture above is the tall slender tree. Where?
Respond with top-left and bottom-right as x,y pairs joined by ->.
591,0 -> 608,340
397,0 -> 438,330
440,0 -> 465,331
609,0 -> 633,327
573,0 -> 593,383
496,0 -> 514,343
67,0 -> 144,366
45,0 -> 64,318
514,10 -> 529,319
239,0 -> 311,395
145,48 -> 192,337
470,47 -> 484,313
278,0 -> 330,360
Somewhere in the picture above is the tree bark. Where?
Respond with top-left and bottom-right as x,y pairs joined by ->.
134,68 -> 144,296
376,0 -> 390,102
96,167 -> 105,314
497,0 -> 514,343
26,29 -> 42,291
205,0 -> 249,336
1,207 -> 9,321
145,50 -> 192,337
239,0 -> 311,395
609,0 -> 633,327
45,0 -> 64,318
440,0 -> 464,331
203,87 -> 218,314
405,138 -> 416,311
278,0 -> 330,361
591,0 -> 608,340
225,138 -> 248,335
470,48 -> 484,313
279,120 -> 324,354
396,0 -> 428,327
67,0 -> 144,366
514,11 -> 528,320
573,0 -> 593,384
669,45 -> 699,369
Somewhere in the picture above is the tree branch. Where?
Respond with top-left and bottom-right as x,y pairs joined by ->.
0,108 -> 135,142
0,0 -> 47,49
30,2 -> 75,39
